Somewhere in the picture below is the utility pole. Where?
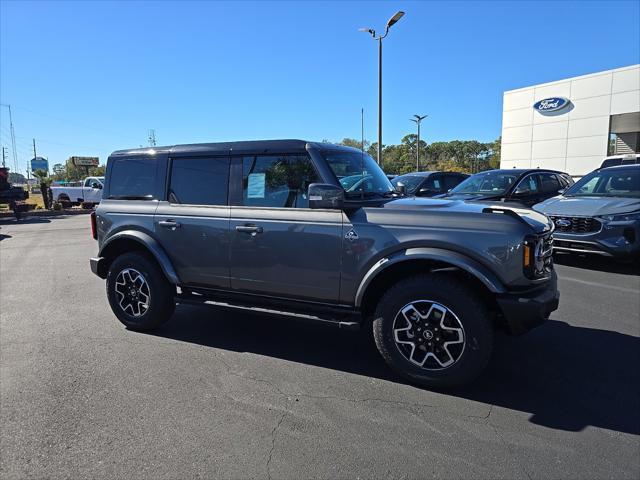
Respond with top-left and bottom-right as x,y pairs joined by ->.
2,146 -> 6,168
1,104 -> 19,174
410,115 -> 428,172
148,129 -> 157,147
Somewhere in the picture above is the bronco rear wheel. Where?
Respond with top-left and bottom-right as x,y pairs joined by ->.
106,252 -> 175,331
373,274 -> 493,389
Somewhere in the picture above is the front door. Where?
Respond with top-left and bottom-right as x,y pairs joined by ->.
154,155 -> 231,288
229,154 -> 343,303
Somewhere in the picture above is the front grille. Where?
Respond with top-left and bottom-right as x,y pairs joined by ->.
549,216 -> 601,234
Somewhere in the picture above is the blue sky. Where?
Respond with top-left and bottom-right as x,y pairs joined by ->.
1,0 -> 639,174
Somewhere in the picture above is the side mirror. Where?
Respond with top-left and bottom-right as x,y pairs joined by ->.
91,182 -> 102,189
418,188 -> 434,196
308,183 -> 344,209
395,182 -> 406,195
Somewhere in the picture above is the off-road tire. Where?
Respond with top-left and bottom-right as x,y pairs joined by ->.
106,252 -> 175,331
373,273 -> 493,389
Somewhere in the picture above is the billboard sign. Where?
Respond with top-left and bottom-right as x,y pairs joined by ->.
30,157 -> 49,173
70,156 -> 99,166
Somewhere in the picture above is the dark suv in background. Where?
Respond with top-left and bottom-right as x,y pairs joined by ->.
438,168 -> 573,207
90,140 -> 559,388
390,171 -> 468,197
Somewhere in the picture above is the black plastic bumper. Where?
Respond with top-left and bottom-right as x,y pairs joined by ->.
90,257 -> 107,279
496,272 -> 559,336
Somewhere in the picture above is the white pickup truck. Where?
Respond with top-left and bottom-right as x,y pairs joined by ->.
50,176 -> 104,208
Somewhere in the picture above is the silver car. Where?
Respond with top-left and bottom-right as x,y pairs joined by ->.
534,164 -> 640,259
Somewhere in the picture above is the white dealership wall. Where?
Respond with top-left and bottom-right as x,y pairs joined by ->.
500,64 -> 640,176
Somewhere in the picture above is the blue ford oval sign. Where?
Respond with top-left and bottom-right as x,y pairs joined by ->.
533,97 -> 570,113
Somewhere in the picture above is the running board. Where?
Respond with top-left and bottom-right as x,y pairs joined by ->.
176,294 -> 361,330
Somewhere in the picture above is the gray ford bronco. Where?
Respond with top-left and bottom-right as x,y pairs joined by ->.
90,140 -> 559,388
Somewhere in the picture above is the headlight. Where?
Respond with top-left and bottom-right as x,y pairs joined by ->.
598,211 -> 640,222
523,235 -> 553,279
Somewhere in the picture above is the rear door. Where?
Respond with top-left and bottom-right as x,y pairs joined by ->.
228,153 -> 343,302
154,155 -> 231,288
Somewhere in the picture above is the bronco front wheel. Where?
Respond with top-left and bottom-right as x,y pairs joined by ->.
373,274 -> 493,389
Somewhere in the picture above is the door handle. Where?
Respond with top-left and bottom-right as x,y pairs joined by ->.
158,219 -> 181,229
235,225 -> 263,235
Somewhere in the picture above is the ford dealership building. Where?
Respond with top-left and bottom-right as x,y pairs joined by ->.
500,64 -> 640,177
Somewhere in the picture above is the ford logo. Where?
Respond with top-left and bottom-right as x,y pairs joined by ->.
533,97 -> 570,112
555,218 -> 572,228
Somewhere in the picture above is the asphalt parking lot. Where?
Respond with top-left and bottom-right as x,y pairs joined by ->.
1,214 -> 639,479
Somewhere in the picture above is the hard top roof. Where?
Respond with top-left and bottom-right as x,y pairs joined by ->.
109,139 -> 357,157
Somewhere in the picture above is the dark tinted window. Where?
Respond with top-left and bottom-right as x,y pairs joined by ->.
422,175 -> 443,192
242,155 -> 319,208
109,157 -> 156,199
168,157 -> 229,205
391,175 -> 424,194
513,174 -> 539,195
539,172 -> 561,193
443,174 -> 466,191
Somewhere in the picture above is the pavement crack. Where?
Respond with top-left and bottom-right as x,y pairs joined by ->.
267,411 -> 286,480
490,423 -> 532,480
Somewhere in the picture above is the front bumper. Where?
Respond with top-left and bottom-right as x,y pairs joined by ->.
496,272 -> 559,336
551,220 -> 640,258
90,257 -> 107,279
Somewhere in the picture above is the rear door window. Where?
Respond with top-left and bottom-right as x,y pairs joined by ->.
539,172 -> 561,193
168,157 -> 230,205
109,157 -> 156,199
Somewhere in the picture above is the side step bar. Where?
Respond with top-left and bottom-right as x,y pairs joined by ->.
176,294 -> 361,331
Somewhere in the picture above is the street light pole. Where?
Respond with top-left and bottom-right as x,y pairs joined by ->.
360,11 -> 405,167
410,114 -> 427,171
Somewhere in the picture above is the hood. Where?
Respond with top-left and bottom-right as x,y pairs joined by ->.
534,196 -> 640,216
436,193 -> 502,202
383,196 -> 552,233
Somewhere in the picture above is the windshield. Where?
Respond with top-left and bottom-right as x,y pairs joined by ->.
449,171 -> 519,196
391,175 -> 425,194
564,168 -> 640,198
97,177 -> 105,184
320,149 -> 394,197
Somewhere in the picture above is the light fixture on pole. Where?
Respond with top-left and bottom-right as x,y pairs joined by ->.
359,10 -> 405,166
410,114 -> 427,171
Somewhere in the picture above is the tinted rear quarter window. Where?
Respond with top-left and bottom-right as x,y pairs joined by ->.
169,157 -> 230,205
109,157 -> 156,199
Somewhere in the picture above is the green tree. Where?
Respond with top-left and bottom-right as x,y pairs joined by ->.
338,138 -> 370,152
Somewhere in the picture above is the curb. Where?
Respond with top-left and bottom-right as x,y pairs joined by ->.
0,209 -> 92,219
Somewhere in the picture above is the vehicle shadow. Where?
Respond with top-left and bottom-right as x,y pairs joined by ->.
151,306 -> 639,435
0,233 -> 11,241
0,216 -> 52,225
554,252 -> 639,276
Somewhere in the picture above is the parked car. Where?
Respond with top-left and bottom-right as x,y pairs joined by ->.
436,169 -> 573,207
534,164 -> 640,259
89,140 -> 559,389
600,153 -> 640,169
391,171 -> 469,197
50,176 -> 104,208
